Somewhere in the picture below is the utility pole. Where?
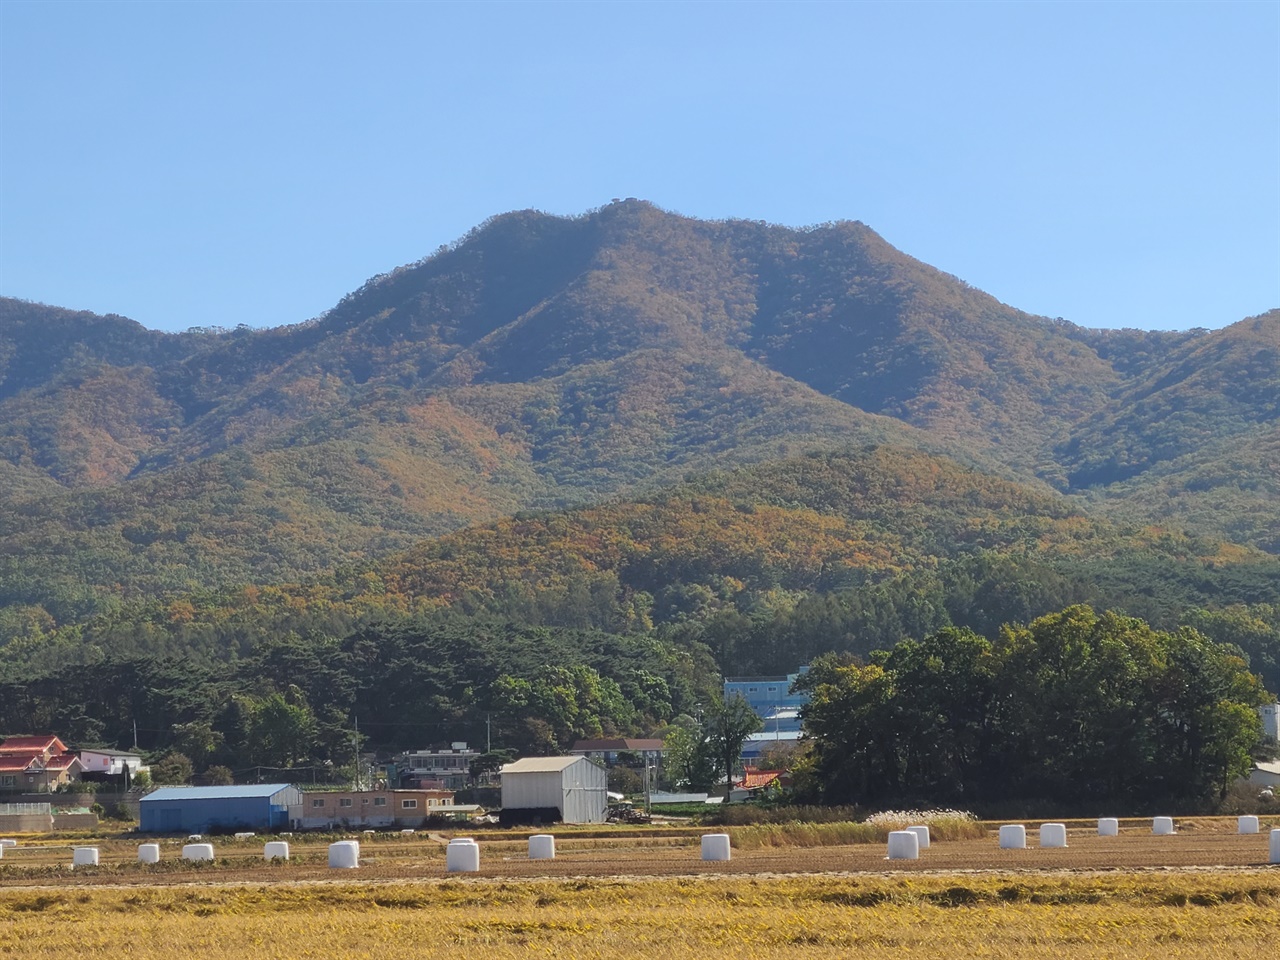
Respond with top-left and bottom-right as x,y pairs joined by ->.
486,714 -> 492,754
352,716 -> 360,791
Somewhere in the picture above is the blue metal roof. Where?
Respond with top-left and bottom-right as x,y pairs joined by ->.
141,784 -> 295,802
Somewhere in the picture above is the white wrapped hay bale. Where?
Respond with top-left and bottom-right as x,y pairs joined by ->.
234,832 -> 255,841
1039,823 -> 1067,848
328,841 -> 360,868
0,839 -> 16,848
72,847 -> 99,867
1271,829 -> 1280,865
183,843 -> 215,861
998,825 -> 1027,849
138,844 -> 161,863
700,834 -> 731,862
1152,817 -> 1175,836
400,829 -> 415,835
1097,818 -> 1119,836
1238,815 -> 1259,835
528,834 -> 555,860
886,830 -> 920,860
263,841 -> 290,860
906,825 -> 930,850
446,838 -> 480,872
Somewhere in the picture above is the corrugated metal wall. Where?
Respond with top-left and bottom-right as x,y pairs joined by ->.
561,759 -> 608,824
140,788 -> 301,832
501,760 -> 608,824
501,771 -> 560,811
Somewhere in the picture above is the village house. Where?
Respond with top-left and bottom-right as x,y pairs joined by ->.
0,736 -> 83,793
78,749 -> 147,786
290,788 -> 474,830
394,743 -> 479,791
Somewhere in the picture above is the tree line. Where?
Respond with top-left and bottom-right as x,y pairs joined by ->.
793,606 -> 1272,813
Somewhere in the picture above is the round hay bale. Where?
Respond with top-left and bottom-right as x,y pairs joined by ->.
700,834 -> 731,862
1039,823 -> 1068,848
446,839 -> 480,872
528,834 -> 555,860
263,841 -> 290,860
887,830 -> 920,860
328,841 -> 360,869
998,825 -> 1027,849
906,825 -> 930,850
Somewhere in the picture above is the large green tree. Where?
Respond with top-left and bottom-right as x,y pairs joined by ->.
704,693 -> 764,800
797,606 -> 1268,812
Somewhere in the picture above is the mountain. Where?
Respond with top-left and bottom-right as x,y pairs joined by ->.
0,201 -> 1275,640
1059,311 -> 1280,550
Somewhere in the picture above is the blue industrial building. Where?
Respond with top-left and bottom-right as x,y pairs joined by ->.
139,784 -> 302,833
723,668 -> 810,730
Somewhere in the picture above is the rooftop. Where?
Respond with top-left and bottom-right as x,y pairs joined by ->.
141,784 -> 296,802
570,738 -> 664,752
501,756 -> 586,774
0,736 -> 67,755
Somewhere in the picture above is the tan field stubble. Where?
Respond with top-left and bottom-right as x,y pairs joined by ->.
2,872 -> 1278,959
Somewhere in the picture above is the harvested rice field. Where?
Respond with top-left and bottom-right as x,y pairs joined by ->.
2,821 -> 1278,958
1,819 -> 1277,885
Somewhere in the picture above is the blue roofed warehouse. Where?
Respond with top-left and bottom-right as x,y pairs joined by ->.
139,784 -> 302,833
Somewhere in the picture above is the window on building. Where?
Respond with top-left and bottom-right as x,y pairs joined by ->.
311,798 -> 324,808
374,797 -> 387,806
0,775 -> 13,786
401,799 -> 418,809
339,798 -> 353,808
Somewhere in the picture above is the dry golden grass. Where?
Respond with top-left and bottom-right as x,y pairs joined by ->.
1,820 -> 1277,885
2,872 -> 1278,959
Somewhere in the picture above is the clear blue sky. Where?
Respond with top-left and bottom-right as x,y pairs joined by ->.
2,1 -> 1277,333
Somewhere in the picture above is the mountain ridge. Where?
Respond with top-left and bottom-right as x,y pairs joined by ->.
1,201 -> 1275,639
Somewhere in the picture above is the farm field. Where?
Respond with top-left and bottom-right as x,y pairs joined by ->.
2,821 -> 1279,958
1,870 -> 1278,959
1,819 -> 1278,885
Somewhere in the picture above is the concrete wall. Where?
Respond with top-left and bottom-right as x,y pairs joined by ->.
0,814 -> 53,832
52,813 -> 99,830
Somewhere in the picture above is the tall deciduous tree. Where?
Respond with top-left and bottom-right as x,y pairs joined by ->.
704,693 -> 763,801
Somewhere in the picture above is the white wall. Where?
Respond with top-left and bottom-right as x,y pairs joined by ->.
1260,704 -> 1279,741
501,759 -> 608,824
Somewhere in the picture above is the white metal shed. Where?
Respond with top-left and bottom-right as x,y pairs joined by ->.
500,756 -> 608,824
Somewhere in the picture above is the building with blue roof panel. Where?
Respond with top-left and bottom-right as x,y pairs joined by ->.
139,784 -> 302,833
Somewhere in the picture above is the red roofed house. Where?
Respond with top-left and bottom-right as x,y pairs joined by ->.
735,767 -> 790,800
0,736 -> 84,793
